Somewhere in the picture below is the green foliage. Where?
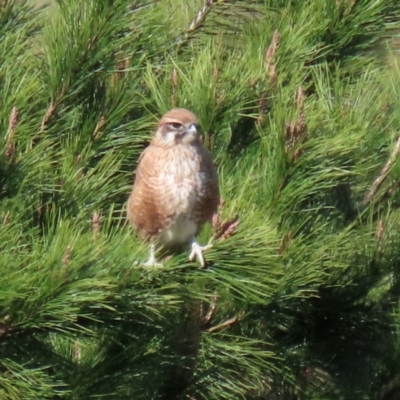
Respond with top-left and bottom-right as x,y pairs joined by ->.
1,0 -> 400,398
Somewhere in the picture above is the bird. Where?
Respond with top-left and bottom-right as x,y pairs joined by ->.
127,108 -> 220,267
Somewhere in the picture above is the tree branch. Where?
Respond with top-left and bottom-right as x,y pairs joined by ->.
362,136 -> 400,207
206,315 -> 241,333
202,292 -> 219,329
176,0 -> 223,49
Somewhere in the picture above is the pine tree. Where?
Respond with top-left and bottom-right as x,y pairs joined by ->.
1,0 -> 400,399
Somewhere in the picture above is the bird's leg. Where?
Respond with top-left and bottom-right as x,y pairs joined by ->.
188,237 -> 213,267
143,243 -> 163,267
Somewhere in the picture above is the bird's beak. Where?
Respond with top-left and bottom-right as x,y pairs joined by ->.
187,123 -> 197,136
180,123 -> 198,144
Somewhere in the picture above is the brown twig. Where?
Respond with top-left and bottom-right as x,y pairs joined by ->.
279,231 -> 293,255
376,220 -> 384,253
212,214 -> 239,241
62,245 -> 72,267
110,56 -> 130,88
206,315 -> 241,333
3,211 -> 11,226
265,30 -> 280,64
171,67 -> 179,107
40,101 -> 57,133
176,0 -> 224,49
57,244 -> 72,280
202,292 -> 220,328
265,29 -> 280,87
33,87 -> 65,147
211,201 -> 240,241
5,106 -> 18,159
362,136 -> 400,207
0,315 -> 12,339
74,340 -> 81,363
92,115 -> 106,141
256,96 -> 267,127
92,212 -> 100,238
31,101 -> 58,148
7,106 -> 18,134
187,0 -> 219,34
285,86 -> 307,162
255,30 -> 281,127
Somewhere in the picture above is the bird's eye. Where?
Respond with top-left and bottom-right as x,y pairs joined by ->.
168,122 -> 183,130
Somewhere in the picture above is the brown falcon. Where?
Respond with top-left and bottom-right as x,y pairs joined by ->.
127,108 -> 220,266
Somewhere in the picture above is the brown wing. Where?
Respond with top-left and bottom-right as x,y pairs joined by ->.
127,145 -> 172,241
194,145 -> 220,231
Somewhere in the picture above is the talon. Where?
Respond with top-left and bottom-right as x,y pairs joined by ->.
143,259 -> 163,267
189,239 -> 213,267
142,243 -> 163,267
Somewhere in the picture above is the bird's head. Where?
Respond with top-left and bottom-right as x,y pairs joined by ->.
153,108 -> 201,147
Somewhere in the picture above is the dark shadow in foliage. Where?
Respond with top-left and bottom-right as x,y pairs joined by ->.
310,257 -> 397,396
333,183 -> 358,223
227,111 -> 259,158
63,288 -> 203,399
156,302 -> 202,400
380,384 -> 400,400
0,332 -> 73,395
305,289 -> 393,396
0,161 -> 23,202
248,250 -> 400,399
56,307 -> 166,399
278,180 -> 359,237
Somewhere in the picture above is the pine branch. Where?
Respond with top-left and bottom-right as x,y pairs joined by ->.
5,105 -> 18,159
2,0 -> 400,398
203,293 -> 219,328
187,0 -> 220,34
176,0 -> 225,50
206,314 -> 242,333
362,136 -> 400,207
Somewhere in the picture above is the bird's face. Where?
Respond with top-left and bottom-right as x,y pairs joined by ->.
153,108 -> 201,147
159,121 -> 199,145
